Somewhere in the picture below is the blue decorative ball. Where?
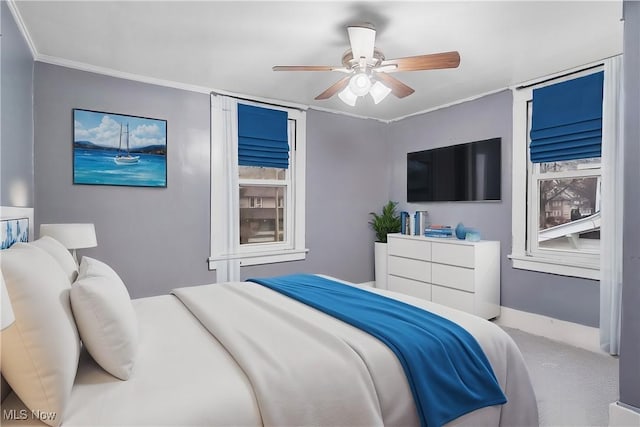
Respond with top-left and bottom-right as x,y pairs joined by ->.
455,222 -> 467,240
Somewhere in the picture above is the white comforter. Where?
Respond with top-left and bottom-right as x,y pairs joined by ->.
2,280 -> 538,427
172,281 -> 538,427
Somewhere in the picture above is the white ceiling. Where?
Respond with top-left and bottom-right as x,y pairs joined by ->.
12,1 -> 623,121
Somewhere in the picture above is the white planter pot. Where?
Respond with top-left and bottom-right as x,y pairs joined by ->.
374,241 -> 388,290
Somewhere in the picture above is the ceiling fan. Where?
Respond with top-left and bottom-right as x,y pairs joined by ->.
272,23 -> 460,106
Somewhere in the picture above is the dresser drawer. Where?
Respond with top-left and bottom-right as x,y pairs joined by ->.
388,237 -> 431,261
388,275 -> 431,300
431,242 -> 475,268
432,285 -> 474,314
388,256 -> 431,282
431,263 -> 474,292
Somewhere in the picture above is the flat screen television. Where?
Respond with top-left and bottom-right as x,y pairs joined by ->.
407,138 -> 501,202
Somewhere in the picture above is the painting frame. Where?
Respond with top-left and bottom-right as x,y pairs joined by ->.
1,206 -> 34,249
73,108 -> 167,188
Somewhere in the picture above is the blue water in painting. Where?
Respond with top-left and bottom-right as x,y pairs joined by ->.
74,148 -> 166,187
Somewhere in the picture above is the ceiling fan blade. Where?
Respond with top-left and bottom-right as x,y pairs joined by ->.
273,65 -> 345,72
315,76 -> 351,100
347,24 -> 376,60
375,73 -> 415,98
381,51 -> 461,72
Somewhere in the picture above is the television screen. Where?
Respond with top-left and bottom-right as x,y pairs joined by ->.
407,138 -> 501,202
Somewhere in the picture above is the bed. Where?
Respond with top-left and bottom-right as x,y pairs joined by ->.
0,237 -> 538,427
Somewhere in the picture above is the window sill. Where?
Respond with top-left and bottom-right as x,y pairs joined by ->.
208,248 -> 309,270
508,253 -> 599,280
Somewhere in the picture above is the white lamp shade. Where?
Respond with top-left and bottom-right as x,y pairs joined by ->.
1,275 -> 15,330
369,80 -> 392,104
40,223 -> 97,250
338,86 -> 358,106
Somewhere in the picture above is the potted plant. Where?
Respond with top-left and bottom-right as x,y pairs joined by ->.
369,201 -> 401,289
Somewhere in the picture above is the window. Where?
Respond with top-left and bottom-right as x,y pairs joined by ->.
529,155 -> 601,256
511,68 -> 605,279
209,96 -> 307,280
239,165 -> 286,244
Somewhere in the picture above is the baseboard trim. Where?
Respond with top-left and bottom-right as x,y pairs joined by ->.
359,281 -> 375,288
610,402 -> 640,426
494,306 -> 602,354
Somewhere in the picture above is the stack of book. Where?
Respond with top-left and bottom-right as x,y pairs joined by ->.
400,211 -> 430,236
424,225 -> 453,238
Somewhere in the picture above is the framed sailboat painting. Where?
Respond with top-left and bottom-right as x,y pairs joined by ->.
73,109 -> 167,187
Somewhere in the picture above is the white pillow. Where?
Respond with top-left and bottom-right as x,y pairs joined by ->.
78,254 -> 122,282
71,257 -> 138,380
1,243 -> 80,427
31,236 -> 79,283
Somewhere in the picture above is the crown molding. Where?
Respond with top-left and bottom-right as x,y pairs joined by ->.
6,0 -> 37,59
307,105 -> 388,123
36,54 -> 216,95
386,88 -> 508,124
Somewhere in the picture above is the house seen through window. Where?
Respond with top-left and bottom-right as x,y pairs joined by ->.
239,166 -> 287,244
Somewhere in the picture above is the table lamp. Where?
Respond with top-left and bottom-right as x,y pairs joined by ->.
40,223 -> 97,262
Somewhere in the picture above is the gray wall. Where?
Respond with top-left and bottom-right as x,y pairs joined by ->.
243,110 -> 389,284
387,90 -> 600,327
34,63 -> 215,298
620,0 -> 640,409
1,2 -> 34,207
34,64 -> 389,297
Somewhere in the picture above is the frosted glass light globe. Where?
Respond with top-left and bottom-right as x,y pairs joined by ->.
348,73 -> 372,96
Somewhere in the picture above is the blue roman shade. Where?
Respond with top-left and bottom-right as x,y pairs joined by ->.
529,71 -> 604,163
238,104 -> 289,169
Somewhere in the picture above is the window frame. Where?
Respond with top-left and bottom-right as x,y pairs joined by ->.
209,97 -> 307,271
237,121 -> 294,251
510,67 -> 603,280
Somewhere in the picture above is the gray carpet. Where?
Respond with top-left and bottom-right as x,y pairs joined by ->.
502,327 -> 619,427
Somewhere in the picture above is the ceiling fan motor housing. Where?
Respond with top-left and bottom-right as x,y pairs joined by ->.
341,48 -> 385,71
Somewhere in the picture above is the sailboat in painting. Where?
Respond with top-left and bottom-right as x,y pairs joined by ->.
114,123 -> 140,165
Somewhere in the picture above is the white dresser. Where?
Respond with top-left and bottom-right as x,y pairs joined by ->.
386,233 -> 500,319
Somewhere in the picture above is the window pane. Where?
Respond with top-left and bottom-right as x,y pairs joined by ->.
538,177 -> 599,230
239,166 -> 286,180
538,177 -> 600,248
539,158 -> 601,173
239,185 -> 285,244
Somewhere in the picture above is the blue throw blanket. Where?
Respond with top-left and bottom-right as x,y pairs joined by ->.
248,274 -> 507,427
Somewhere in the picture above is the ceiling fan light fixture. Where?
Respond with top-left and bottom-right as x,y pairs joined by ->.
338,86 -> 358,106
274,23 -> 461,107
369,80 -> 392,104
348,72 -> 372,96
